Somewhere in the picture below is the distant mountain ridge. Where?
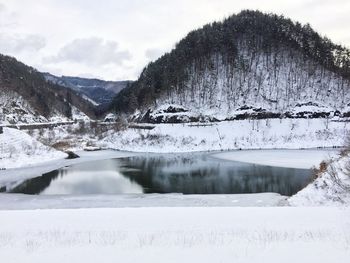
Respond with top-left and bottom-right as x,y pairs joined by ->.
111,10 -> 350,123
43,73 -> 132,106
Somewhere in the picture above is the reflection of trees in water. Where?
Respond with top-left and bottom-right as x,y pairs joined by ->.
120,156 -> 311,196
10,170 -> 62,195
9,155 -> 312,196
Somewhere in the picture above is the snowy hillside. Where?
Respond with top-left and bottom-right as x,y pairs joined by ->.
146,51 -> 350,121
112,11 -> 350,121
0,91 -> 90,125
0,54 -> 96,124
0,91 -> 47,124
0,128 -> 67,169
127,49 -> 350,122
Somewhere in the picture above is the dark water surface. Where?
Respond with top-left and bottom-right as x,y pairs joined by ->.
9,153 -> 312,196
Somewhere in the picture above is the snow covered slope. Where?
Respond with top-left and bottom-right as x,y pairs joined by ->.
0,91 -> 47,124
136,54 -> 350,122
290,153 -> 350,206
0,128 -> 67,169
0,91 -> 89,124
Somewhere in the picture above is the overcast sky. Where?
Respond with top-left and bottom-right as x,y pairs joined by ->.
0,0 -> 349,81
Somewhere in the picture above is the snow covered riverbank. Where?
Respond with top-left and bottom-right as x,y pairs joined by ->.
0,147 -> 344,206
101,119 -> 348,152
1,122 -> 348,208
0,128 -> 67,169
23,119 -> 349,153
0,148 -> 335,198
0,207 -> 349,263
290,153 -> 350,206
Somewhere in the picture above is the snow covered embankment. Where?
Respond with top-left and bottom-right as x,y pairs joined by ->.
290,153 -> 350,206
0,128 -> 67,169
101,119 -> 349,152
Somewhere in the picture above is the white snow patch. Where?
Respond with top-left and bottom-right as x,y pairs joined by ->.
82,94 -> 99,106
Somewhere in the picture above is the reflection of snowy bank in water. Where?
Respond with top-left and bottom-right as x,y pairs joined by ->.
10,152 -> 313,196
213,149 -> 339,169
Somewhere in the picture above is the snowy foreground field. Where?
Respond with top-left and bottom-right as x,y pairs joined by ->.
0,207 -> 349,263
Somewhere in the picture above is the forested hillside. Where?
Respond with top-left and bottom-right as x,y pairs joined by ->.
111,10 -> 350,122
0,54 -> 96,124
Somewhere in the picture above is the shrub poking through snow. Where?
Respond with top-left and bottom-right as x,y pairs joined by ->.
328,161 -> 350,192
290,152 -> 350,206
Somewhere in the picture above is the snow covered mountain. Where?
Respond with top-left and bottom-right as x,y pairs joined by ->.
43,73 -> 132,106
0,54 -> 96,124
111,10 -> 350,123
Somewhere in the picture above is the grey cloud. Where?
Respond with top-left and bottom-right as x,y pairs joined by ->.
340,36 -> 350,46
145,48 -> 166,61
45,37 -> 132,66
303,0 -> 349,6
0,34 -> 46,53
0,2 -> 18,28
0,3 -> 5,12
77,72 -> 102,79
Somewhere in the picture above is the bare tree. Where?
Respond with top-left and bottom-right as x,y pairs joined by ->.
328,162 -> 350,192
